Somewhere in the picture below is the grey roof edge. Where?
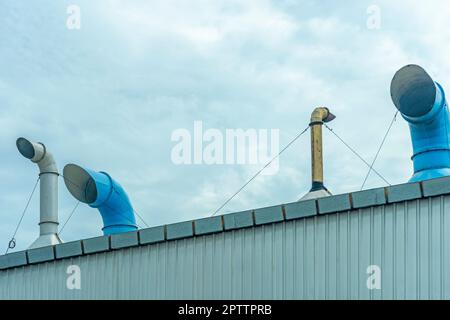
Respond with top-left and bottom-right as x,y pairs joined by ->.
2,177 -> 449,271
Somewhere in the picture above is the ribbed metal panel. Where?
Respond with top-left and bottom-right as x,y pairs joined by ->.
1,195 -> 450,299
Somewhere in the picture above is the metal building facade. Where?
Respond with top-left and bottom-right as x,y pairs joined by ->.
1,177 -> 450,299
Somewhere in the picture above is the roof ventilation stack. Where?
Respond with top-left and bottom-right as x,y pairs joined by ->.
63,164 -> 137,235
391,64 -> 450,182
16,137 -> 63,249
300,107 -> 335,200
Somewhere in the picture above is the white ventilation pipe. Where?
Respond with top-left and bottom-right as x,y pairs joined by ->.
16,137 -> 62,249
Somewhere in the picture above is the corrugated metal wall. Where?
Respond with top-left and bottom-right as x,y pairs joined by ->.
1,195 -> 450,299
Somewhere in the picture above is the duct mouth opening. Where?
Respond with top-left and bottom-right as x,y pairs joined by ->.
16,137 -> 35,159
390,64 -> 437,118
63,164 -> 97,204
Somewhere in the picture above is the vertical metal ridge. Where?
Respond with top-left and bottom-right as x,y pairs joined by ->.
416,199 -> 420,300
336,213 -> 340,300
393,203 -> 397,299
428,197 -> 432,299
347,211 -> 351,299
325,214 -> 329,300
440,196 -> 444,299
403,201 -> 407,299
357,209 -> 361,299
369,206 -> 374,300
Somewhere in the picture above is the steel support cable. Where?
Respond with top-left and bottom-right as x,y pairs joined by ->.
5,177 -> 40,254
132,209 -> 150,228
324,123 -> 391,186
360,111 -> 399,190
59,201 -> 80,235
211,126 -> 310,217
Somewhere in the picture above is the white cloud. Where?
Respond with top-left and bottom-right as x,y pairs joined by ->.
1,0 -> 449,252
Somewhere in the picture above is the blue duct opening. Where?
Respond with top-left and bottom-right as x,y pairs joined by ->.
391,64 -> 450,182
63,164 -> 137,235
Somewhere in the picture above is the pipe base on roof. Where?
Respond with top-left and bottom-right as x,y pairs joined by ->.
410,167 -> 450,183
28,234 -> 62,250
299,188 -> 332,201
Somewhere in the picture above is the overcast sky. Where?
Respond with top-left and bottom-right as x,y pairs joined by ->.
1,0 -> 450,252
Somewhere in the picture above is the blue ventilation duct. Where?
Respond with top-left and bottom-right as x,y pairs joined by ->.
391,64 -> 450,182
63,164 -> 137,235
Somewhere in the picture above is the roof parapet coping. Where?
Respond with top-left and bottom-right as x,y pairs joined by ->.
3,177 -> 450,271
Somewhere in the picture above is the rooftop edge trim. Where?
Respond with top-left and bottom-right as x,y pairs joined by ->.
1,177 -> 448,271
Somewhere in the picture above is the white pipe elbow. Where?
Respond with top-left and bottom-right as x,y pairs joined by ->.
16,138 -> 58,174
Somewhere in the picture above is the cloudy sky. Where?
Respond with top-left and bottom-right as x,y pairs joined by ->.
1,0 -> 449,252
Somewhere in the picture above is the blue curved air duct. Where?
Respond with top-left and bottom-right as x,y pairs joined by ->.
63,164 -> 137,235
391,64 -> 450,182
